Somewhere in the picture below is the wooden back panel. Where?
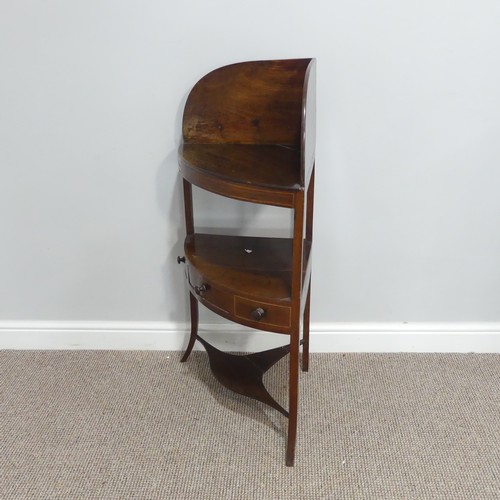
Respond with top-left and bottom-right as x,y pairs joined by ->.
182,59 -> 313,147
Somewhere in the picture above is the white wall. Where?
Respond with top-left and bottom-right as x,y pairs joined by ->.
1,1 -> 499,332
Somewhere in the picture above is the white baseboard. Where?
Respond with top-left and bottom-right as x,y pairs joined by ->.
0,321 -> 499,352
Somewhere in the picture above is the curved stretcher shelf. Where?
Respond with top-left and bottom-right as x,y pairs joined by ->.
196,335 -> 292,417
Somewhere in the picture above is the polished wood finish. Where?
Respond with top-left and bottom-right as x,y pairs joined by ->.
177,58 -> 315,466
196,335 -> 293,417
179,144 -> 301,207
180,292 -> 198,363
182,59 -> 310,145
180,144 -> 302,190
302,166 -> 315,372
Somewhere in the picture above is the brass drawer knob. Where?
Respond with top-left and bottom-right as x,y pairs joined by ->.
195,284 -> 209,295
250,307 -> 266,321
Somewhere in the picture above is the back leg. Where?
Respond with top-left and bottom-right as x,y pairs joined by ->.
181,292 -> 198,362
302,281 -> 311,372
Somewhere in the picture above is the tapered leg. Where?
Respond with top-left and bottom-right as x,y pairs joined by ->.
302,165 -> 315,372
286,329 -> 300,466
181,292 -> 198,362
302,281 -> 311,372
286,190 -> 306,467
180,178 -> 196,363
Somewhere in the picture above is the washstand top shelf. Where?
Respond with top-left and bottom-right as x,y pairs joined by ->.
178,58 -> 316,208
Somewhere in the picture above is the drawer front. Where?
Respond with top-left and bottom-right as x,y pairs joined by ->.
186,265 -> 232,315
234,296 -> 291,329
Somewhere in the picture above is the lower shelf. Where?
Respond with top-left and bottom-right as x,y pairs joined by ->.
195,334 -> 294,417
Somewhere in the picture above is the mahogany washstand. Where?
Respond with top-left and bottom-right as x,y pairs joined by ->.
177,58 -> 316,466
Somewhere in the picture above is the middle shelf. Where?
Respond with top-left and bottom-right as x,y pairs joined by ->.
184,233 -> 311,334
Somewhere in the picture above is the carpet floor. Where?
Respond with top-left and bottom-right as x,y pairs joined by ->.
0,350 -> 499,499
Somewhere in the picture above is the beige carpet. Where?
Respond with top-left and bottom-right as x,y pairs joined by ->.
0,350 -> 499,499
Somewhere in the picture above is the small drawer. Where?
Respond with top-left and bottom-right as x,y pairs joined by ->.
186,264 -> 232,315
234,296 -> 291,329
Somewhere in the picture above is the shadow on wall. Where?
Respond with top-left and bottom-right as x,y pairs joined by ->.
157,152 -> 188,323
156,89 -> 189,324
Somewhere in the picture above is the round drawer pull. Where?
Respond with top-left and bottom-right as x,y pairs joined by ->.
195,283 -> 209,295
250,307 -> 266,321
